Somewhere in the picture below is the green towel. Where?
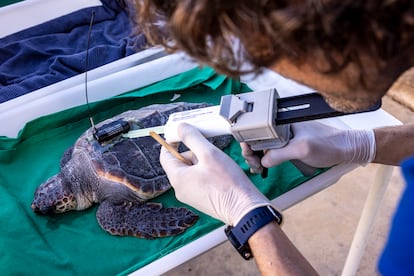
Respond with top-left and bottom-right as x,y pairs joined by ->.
0,0 -> 22,8
0,67 -> 321,275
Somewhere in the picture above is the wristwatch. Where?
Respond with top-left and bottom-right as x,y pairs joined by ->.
225,205 -> 283,260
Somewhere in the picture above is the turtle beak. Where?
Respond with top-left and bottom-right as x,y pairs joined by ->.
31,203 -> 54,214
31,174 -> 77,214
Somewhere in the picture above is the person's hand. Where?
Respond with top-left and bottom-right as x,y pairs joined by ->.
242,121 -> 376,170
160,123 -> 271,226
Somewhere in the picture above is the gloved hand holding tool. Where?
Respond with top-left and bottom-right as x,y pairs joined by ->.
242,121 -> 376,172
160,123 -> 272,226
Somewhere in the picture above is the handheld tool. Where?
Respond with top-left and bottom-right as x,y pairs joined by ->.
121,88 -> 380,176
123,89 -> 380,147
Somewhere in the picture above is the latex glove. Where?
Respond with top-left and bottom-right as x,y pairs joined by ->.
160,123 -> 271,226
242,121 -> 376,170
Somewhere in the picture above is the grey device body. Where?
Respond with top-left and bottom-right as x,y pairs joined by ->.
220,89 -> 315,176
219,88 -> 291,151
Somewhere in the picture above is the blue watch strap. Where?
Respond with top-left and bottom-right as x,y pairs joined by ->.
225,205 -> 283,260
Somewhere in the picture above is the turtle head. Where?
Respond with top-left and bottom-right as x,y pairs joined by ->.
31,174 -> 77,214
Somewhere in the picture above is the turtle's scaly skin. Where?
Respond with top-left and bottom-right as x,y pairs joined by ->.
31,102 -> 232,239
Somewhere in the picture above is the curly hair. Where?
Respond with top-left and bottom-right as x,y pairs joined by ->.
131,0 -> 414,81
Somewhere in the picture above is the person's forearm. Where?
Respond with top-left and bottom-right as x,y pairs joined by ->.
373,124 -> 414,166
249,222 -> 318,275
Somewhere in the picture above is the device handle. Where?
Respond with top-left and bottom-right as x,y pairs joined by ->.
252,151 -> 268,178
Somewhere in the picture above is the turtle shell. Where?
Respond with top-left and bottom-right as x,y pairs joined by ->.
32,102 -> 233,238
79,102 -> 212,200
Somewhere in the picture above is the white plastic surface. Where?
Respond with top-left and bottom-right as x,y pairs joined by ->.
163,106 -> 231,142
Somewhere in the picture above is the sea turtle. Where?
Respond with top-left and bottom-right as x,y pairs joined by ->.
31,102 -> 232,239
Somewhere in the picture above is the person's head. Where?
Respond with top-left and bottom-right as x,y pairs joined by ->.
132,0 -> 414,112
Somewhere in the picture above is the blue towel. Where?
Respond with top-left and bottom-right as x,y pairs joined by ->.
0,0 -> 146,103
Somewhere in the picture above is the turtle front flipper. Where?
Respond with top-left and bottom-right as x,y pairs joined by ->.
96,201 -> 199,239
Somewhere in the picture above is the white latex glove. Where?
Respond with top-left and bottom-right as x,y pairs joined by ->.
242,121 -> 376,170
160,123 -> 271,226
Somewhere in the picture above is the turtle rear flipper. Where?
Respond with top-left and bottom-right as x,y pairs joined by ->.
96,201 -> 199,239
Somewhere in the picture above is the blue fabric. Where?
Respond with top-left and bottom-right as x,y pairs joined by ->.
378,155 -> 414,275
0,0 -> 146,103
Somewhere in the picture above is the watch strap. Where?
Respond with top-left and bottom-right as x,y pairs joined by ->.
225,205 -> 283,260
